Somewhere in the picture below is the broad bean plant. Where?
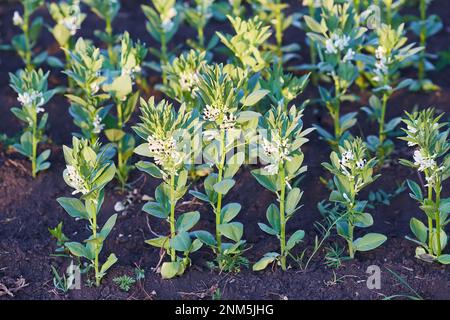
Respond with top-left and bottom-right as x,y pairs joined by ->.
252,105 -> 313,271
304,0 -> 367,146
63,38 -> 110,144
9,69 -> 56,177
10,0 -> 45,70
189,64 -> 267,270
83,0 -> 121,65
322,138 -> 387,258
58,138 -> 118,286
364,24 -> 422,161
133,97 -> 203,279
400,109 -> 450,264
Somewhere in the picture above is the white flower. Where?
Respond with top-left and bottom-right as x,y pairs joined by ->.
264,163 -> 278,175
413,149 -> 436,172
343,49 -> 355,62
220,113 -> 236,130
92,115 -> 104,134
325,33 -> 351,55
147,135 -> 181,168
17,91 -> 44,108
179,71 -> 200,94
161,7 -> 177,32
356,159 -> 366,169
62,16 -> 80,35
203,105 -> 221,122
65,165 -> 89,195
325,38 -> 337,54
407,124 -> 417,134
90,82 -> 100,94
375,46 -> 386,60
13,11 -> 23,26
261,136 -> 292,175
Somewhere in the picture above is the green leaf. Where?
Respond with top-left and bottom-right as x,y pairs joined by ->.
353,233 -> 387,252
437,254 -> 450,264
236,111 -> 261,123
242,89 -> 269,106
354,212 -> 374,228
407,179 -> 423,201
286,230 -> 305,251
170,231 -> 192,252
258,222 -> 278,236
105,129 -> 125,142
410,218 -> 428,244
252,253 -> 278,271
160,261 -> 183,279
176,211 -> 200,232
285,188 -> 302,215
99,214 -> 117,239
136,161 -> 163,179
65,242 -> 88,259
145,236 -> 170,249
134,143 -> 152,157
193,230 -> 216,246
213,178 -> 235,195
189,190 -> 210,203
304,16 -> 326,33
142,201 -> 168,218
57,197 -> 89,220
218,222 -> 243,242
221,203 -> 241,223
102,75 -> 132,100
99,253 -> 118,276
266,204 -> 280,232
251,169 -> 278,193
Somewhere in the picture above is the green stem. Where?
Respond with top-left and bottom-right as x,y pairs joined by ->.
23,10 -> 32,70
90,198 -> 100,286
169,174 -> 176,261
347,204 -> 355,259
435,179 -> 442,256
386,1 -> 392,26
308,5 -> 318,85
117,101 -> 125,190
418,0 -> 426,82
198,26 -> 205,49
31,110 -> 37,178
333,77 -> 341,142
379,93 -> 389,151
427,182 -> 434,254
106,18 -> 115,65
160,32 -> 168,84
275,3 -> 283,61
215,130 -> 226,255
279,163 -> 287,270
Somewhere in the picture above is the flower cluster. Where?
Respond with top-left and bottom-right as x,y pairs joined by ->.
337,148 -> 367,192
325,33 -> 351,55
261,136 -> 292,175
179,71 -> 200,95
146,135 -> 181,168
64,165 -> 89,195
17,90 -> 44,110
13,11 -> 23,26
372,46 -> 391,84
161,7 -> 177,32
92,114 -> 104,134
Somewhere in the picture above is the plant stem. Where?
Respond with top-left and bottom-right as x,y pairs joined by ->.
427,182 -> 434,254
90,198 -> 100,286
198,26 -> 205,49
435,178 -> 442,256
160,32 -> 168,84
279,163 -> 287,270
378,93 -> 389,145
105,18 -> 115,65
23,10 -> 32,70
215,130 -> 227,255
31,110 -> 37,178
418,0 -> 426,82
333,77 -> 341,142
275,1 -> 283,61
169,174 -> 176,261
308,5 -> 318,85
117,101 -> 125,190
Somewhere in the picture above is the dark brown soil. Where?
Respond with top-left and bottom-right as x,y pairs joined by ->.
0,1 -> 449,300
